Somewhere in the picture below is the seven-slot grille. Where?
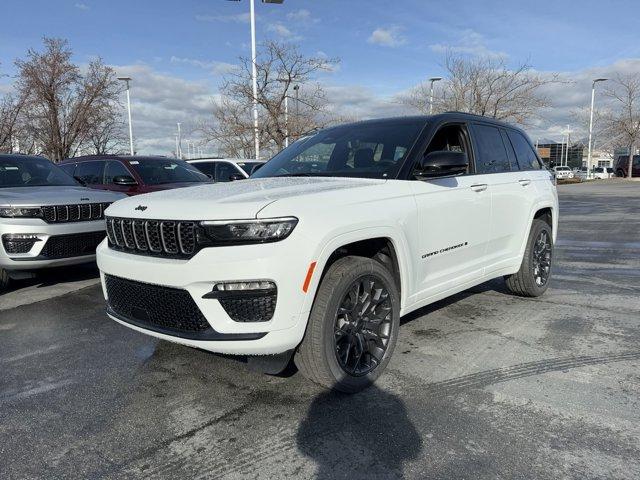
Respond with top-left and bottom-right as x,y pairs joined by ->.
106,217 -> 197,258
42,202 -> 111,223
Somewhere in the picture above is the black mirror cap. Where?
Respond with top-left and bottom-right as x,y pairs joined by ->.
112,175 -> 138,186
419,150 -> 469,177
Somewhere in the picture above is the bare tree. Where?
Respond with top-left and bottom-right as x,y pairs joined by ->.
202,41 -> 338,158
15,38 -> 122,162
402,52 -> 560,124
601,75 -> 640,178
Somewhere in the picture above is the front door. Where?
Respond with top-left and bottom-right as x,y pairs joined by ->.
411,123 -> 492,302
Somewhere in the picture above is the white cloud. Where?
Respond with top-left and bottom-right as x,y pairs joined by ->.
195,13 -> 250,23
286,9 -> 315,23
169,56 -> 238,76
367,26 -> 406,47
74,3 -> 89,11
267,22 -> 301,40
430,29 -> 507,59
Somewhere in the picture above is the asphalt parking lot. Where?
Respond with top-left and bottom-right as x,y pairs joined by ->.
1,180 -> 639,480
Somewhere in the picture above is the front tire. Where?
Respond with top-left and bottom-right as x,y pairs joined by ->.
294,256 -> 400,393
505,219 -> 553,297
0,268 -> 10,291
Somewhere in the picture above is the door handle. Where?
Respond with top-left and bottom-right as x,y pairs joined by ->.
518,179 -> 531,186
470,183 -> 488,192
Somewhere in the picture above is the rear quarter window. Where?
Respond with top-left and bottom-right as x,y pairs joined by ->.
507,130 -> 542,170
472,124 -> 511,174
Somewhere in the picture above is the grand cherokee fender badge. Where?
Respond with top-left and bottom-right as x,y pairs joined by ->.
134,205 -> 148,212
422,242 -> 468,259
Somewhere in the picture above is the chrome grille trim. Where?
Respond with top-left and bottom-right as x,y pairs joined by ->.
41,203 -> 110,224
107,216 -> 200,258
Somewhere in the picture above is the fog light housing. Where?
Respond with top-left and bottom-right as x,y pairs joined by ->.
203,281 -> 277,323
2,234 -> 42,254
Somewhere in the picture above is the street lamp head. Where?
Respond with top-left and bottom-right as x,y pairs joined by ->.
262,0 -> 284,3
293,85 -> 300,91
117,77 -> 132,81
428,77 -> 443,82
593,78 -> 608,85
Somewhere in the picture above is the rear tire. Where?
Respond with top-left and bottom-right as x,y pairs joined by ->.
505,219 -> 553,297
0,268 -> 10,291
294,256 -> 400,393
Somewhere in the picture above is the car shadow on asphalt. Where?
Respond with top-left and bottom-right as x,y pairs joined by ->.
0,263 -> 99,296
296,386 -> 422,479
400,277 -> 509,326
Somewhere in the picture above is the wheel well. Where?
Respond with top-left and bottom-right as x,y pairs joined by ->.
320,238 -> 401,295
534,207 -> 553,229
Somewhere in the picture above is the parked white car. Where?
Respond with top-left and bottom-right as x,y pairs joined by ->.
187,158 -> 265,182
552,166 -> 574,180
97,113 -> 558,392
0,154 -> 125,290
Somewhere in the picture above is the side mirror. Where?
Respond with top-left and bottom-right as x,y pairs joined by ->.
228,173 -> 246,182
419,151 -> 468,177
112,175 -> 138,186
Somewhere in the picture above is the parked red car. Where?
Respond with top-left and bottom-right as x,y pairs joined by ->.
59,155 -> 211,195
614,155 -> 640,178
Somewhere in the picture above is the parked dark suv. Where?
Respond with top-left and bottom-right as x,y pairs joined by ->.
614,155 -> 640,178
59,155 -> 210,196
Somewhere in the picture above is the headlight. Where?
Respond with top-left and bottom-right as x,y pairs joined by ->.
199,217 -> 298,246
0,206 -> 42,218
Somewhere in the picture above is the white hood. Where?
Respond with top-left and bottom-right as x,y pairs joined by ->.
105,177 -> 385,220
0,186 -> 125,207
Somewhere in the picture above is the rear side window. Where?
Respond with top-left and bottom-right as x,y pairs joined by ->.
472,124 -> 511,174
507,131 -> 542,170
191,162 -> 217,178
75,161 -> 105,184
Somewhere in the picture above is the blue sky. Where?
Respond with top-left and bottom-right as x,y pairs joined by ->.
2,0 -> 640,153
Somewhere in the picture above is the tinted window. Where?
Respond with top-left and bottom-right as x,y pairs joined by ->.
127,158 -> 209,185
473,124 -> 511,174
236,161 -> 262,175
190,161 -> 216,178
75,161 -> 105,185
252,120 -> 424,179
0,156 -> 78,188
215,162 -> 241,182
59,163 -> 76,176
104,161 -> 132,184
507,131 -> 542,170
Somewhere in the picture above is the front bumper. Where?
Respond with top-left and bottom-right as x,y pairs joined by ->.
0,218 -> 106,270
96,239 -> 314,355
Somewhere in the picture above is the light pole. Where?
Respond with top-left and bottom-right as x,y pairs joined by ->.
428,77 -> 443,114
229,0 -> 285,160
177,123 -> 182,159
276,79 -> 289,148
587,78 -> 608,178
117,76 -> 134,155
293,84 -> 300,140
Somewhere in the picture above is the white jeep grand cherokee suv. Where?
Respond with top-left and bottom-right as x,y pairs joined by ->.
97,113 -> 558,392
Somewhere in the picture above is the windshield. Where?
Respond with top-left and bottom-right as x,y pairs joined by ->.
252,120 -> 425,179
0,156 -> 78,188
128,158 -> 210,185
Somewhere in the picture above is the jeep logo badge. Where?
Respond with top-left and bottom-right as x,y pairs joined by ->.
135,205 -> 148,212
80,198 -> 89,201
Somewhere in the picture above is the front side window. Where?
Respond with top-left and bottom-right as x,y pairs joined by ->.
75,161 -> 105,185
191,162 -> 217,178
473,124 -> 511,174
252,120 -> 424,179
507,130 -> 542,170
215,162 -> 241,182
104,161 -> 132,184
128,158 -> 209,185
0,156 -> 78,188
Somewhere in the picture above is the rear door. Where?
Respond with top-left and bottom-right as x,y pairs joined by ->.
470,123 -> 535,273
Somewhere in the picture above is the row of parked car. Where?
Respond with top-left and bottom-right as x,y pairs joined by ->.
0,153 -> 263,290
552,155 -> 640,181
